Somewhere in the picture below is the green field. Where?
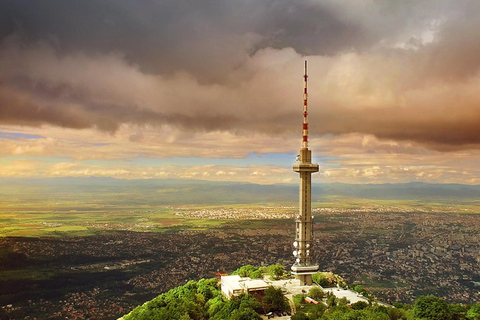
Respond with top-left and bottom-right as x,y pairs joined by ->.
2,195 -> 480,237
2,179 -> 480,237
0,209 -> 230,237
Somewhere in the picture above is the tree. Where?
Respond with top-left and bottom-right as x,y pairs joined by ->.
450,303 -> 468,320
337,297 -> 350,307
350,301 -> 368,310
388,307 -> 409,320
326,294 -> 338,308
307,286 -> 325,301
360,307 -> 390,320
392,302 -> 408,309
123,278 -> 220,320
232,265 -> 257,277
414,296 -> 452,320
263,286 -> 289,312
467,304 -> 480,320
197,278 -> 219,300
230,308 -> 261,320
250,268 -> 264,279
207,296 -> 225,318
312,272 -> 346,287
321,305 -> 356,320
353,285 -> 365,293
312,272 -> 331,287
212,294 -> 262,320
232,265 -> 265,279
239,294 -> 263,314
308,303 -> 326,320
212,296 -> 241,320
267,264 -> 284,279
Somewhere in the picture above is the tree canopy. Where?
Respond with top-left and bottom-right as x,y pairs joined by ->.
121,268 -> 480,320
307,286 -> 325,301
267,263 -> 285,280
414,296 -> 452,320
232,265 -> 264,279
312,272 -> 346,287
262,286 -> 290,313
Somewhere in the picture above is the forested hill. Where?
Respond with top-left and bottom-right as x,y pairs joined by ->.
120,266 -> 480,320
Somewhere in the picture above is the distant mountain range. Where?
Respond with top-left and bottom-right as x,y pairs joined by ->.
1,177 -> 480,205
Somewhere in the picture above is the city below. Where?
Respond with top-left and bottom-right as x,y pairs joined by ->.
1,204 -> 480,319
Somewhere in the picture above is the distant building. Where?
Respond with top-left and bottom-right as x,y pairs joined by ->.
221,275 -> 269,299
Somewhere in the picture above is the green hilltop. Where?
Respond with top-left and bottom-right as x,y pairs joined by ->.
120,265 -> 480,320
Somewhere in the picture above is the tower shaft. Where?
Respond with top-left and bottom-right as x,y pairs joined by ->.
292,61 -> 319,285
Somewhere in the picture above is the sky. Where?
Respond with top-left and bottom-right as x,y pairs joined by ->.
1,0 -> 480,184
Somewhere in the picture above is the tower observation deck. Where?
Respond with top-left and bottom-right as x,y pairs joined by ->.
291,61 -> 319,285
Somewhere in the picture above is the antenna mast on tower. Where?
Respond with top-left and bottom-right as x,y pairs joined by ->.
302,60 -> 309,149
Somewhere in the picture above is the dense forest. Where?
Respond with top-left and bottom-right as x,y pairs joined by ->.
121,265 -> 480,320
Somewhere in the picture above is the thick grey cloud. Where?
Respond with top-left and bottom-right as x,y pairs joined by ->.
0,0 -> 442,81
2,0 -> 480,151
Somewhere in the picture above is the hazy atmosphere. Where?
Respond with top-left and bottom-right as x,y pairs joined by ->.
2,0 -> 480,184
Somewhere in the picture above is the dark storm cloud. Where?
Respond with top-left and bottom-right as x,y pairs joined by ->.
0,0 -> 428,81
0,0 -> 455,84
1,0 -> 480,151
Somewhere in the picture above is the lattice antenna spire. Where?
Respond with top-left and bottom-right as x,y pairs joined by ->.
302,60 -> 309,149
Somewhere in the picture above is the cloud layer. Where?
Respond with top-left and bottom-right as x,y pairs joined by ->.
2,0 -> 480,183
1,0 -> 480,151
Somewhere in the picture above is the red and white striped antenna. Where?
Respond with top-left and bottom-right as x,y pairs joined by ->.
302,60 -> 309,149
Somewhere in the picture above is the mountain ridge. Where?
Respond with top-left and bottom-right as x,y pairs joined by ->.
1,177 -> 480,205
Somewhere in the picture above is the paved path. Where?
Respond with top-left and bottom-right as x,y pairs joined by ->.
323,287 -> 369,305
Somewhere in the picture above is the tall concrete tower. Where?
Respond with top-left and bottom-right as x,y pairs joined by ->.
291,61 -> 319,285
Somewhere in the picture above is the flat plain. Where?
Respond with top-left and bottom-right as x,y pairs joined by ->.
1,179 -> 480,319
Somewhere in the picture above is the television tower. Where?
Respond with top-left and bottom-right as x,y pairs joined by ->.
291,60 -> 319,285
